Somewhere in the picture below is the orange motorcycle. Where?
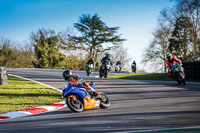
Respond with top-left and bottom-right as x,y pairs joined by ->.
62,82 -> 110,112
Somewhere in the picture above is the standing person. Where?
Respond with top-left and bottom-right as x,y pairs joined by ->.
131,60 -> 136,73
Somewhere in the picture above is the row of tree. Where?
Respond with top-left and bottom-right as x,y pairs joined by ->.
0,14 -> 130,70
143,0 -> 200,72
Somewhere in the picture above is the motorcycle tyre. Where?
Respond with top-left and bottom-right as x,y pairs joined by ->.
98,92 -> 110,109
175,75 -> 181,85
99,71 -> 103,78
179,72 -> 186,85
87,71 -> 90,76
66,95 -> 84,113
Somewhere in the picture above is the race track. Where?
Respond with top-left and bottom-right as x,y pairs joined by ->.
0,69 -> 200,133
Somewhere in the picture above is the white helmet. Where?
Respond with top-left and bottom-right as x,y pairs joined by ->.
166,53 -> 171,60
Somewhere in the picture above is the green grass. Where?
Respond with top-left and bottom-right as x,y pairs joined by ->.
108,73 -> 173,81
0,75 -> 62,114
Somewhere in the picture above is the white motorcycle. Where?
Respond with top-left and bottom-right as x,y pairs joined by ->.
131,64 -> 136,73
99,60 -> 110,78
115,64 -> 120,73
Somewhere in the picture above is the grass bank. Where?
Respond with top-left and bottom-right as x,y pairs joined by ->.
108,73 -> 173,81
0,75 -> 62,114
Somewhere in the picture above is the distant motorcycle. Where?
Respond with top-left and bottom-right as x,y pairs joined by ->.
115,64 -> 120,73
99,60 -> 110,78
86,64 -> 93,76
62,82 -> 110,112
169,62 -> 186,85
131,64 -> 136,73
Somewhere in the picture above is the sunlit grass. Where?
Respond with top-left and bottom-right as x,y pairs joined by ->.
108,73 -> 173,81
0,75 -> 62,114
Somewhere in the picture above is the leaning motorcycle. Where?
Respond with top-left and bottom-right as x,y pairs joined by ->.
99,60 -> 110,78
86,64 -> 93,76
62,82 -> 110,112
169,62 -> 186,85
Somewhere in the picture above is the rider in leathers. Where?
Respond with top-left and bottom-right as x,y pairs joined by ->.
166,53 -> 182,77
63,70 -> 99,96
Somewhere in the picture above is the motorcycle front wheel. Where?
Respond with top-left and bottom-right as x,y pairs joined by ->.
99,69 -> 103,78
86,70 -> 90,76
104,70 -> 108,78
179,72 -> 186,85
66,95 -> 84,112
97,92 -> 110,109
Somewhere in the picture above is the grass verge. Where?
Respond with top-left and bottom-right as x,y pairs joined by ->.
108,73 -> 173,81
0,75 -> 62,114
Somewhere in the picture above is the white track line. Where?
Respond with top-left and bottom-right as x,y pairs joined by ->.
0,74 -> 66,120
8,74 -> 62,92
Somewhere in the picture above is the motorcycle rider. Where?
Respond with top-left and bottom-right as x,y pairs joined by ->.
115,60 -> 121,72
86,57 -> 94,72
131,60 -> 136,73
101,53 -> 112,65
116,60 -> 121,65
63,70 -> 99,96
166,53 -> 182,76
86,58 -> 94,66
101,53 -> 112,71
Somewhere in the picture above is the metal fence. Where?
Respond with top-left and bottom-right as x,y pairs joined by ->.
183,61 -> 200,81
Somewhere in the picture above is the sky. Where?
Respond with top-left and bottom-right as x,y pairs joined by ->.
0,0 -> 174,71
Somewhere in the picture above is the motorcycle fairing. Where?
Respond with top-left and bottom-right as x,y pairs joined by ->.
83,96 -> 100,109
89,82 -> 96,88
62,85 -> 87,99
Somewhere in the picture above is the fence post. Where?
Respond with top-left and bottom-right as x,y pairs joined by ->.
0,66 -> 8,85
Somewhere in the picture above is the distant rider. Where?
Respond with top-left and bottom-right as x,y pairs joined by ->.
63,70 -> 99,96
131,60 -> 136,73
115,60 -> 121,71
101,53 -> 112,65
166,53 -> 182,76
86,58 -> 94,66
116,60 -> 121,65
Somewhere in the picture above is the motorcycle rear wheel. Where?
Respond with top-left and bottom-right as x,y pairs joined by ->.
66,95 -> 84,112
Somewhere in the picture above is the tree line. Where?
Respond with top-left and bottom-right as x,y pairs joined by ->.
0,14 -> 130,70
142,0 -> 200,72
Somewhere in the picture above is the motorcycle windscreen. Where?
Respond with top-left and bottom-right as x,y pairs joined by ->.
89,82 -> 96,88
62,85 -> 73,97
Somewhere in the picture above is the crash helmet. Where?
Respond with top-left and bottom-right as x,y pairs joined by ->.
105,53 -> 109,57
166,53 -> 172,60
63,70 -> 72,81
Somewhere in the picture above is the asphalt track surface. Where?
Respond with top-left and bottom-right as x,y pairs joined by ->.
0,69 -> 200,133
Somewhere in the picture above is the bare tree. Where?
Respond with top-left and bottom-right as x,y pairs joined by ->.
142,26 -> 171,72
159,0 -> 200,61
112,44 -> 131,71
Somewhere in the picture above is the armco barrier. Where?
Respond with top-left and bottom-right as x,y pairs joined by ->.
183,61 -> 200,81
